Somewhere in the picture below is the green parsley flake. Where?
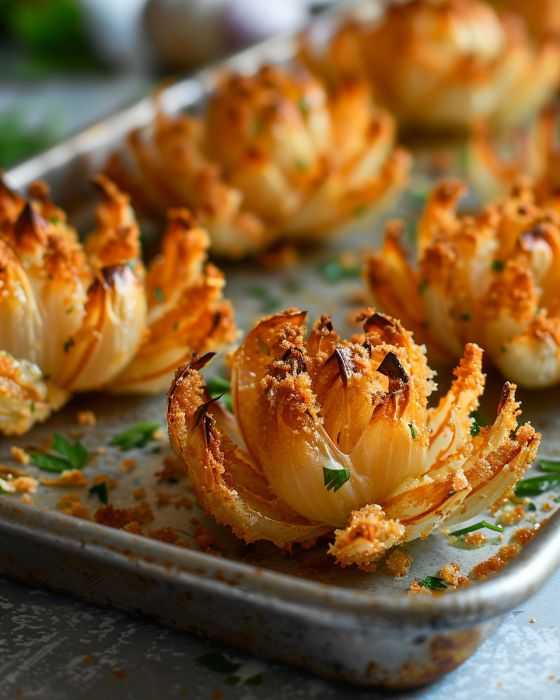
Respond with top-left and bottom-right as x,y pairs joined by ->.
317,258 -> 361,283
154,287 -> 165,303
418,279 -> 429,295
408,422 -> 417,439
469,411 -> 482,437
207,376 -> 233,412
450,520 -> 504,538
323,464 -> 351,492
110,422 -> 161,450
492,260 -> 505,272
30,433 -> 89,473
418,576 -> 448,591
515,474 -> 560,497
538,459 -> 560,473
89,482 -> 108,504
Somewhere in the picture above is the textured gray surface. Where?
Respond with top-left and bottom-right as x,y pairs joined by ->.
0,570 -> 559,700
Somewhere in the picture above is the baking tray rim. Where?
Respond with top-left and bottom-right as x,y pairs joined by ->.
1,496 -> 559,628
2,0 -> 560,636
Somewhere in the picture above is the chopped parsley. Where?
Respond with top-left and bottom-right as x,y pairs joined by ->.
492,260 -> 505,272
458,312 -> 471,322
450,520 -> 504,538
418,576 -> 448,591
153,287 -> 165,303
89,482 -> 108,504
207,376 -> 233,412
317,258 -> 361,283
297,97 -> 310,117
30,433 -> 89,473
526,501 -> 537,512
408,422 -> 417,440
323,463 -> 351,492
110,422 -> 161,450
538,459 -> 560,473
418,279 -> 429,295
515,474 -> 560,497
469,411 -> 483,437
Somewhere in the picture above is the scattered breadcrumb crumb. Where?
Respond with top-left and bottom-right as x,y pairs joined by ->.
541,502 -> 553,512
195,525 -> 215,551
153,429 -> 165,442
149,527 -> 180,544
438,562 -> 469,588
42,470 -> 87,488
10,446 -> 30,465
83,655 -> 93,666
385,548 -> 413,577
512,526 -> 540,546
470,543 -> 521,580
498,505 -> 525,526
463,531 -> 487,547
408,580 -> 430,594
155,457 -> 184,483
258,243 -> 299,270
20,494 -> 33,505
0,464 -> 24,478
156,491 -> 193,510
123,521 -> 143,535
120,458 -> 136,473
91,474 -> 117,490
11,476 -> 38,494
132,487 -> 146,501
77,410 -> 96,426
57,494 -> 91,520
95,502 -> 154,529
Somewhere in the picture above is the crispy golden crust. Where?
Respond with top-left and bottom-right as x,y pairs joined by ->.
168,308 -> 539,569
367,179 -> 560,388
0,179 -> 236,434
107,64 -> 409,258
300,0 -> 560,130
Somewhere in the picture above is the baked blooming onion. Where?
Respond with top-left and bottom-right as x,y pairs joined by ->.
106,64 -> 410,258
0,176 -> 235,435
367,179 -> 560,389
299,0 -> 560,131
490,0 -> 560,40
168,308 -> 539,570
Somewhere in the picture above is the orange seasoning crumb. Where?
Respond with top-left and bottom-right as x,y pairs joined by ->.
11,476 -> 38,494
438,563 -> 470,588
498,505 -> 525,527
512,525 -> 540,546
471,542 -> 521,580
385,548 -> 413,577
42,470 -> 87,488
77,410 -> 96,426
463,531 -> 487,548
20,493 -> 33,505
258,243 -> 299,270
132,487 -> 146,501
92,474 -> 117,490
95,502 -> 154,529
10,446 -> 30,465
120,458 -> 136,473
57,494 -> 91,520
123,521 -> 143,535
148,527 -> 180,544
408,580 -> 430,595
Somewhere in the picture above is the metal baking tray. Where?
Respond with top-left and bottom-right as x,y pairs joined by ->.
3,2 -> 560,689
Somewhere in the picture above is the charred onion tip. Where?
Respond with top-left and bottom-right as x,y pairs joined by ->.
363,312 -> 393,332
14,202 -> 45,238
376,351 -> 409,384
497,381 -> 515,414
331,346 -> 353,386
190,351 -> 216,371
193,395 -> 221,428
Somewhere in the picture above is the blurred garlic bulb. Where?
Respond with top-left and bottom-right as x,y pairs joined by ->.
367,180 -> 560,389
107,64 -> 410,258
0,177 -> 235,435
299,0 -> 560,130
168,308 -> 538,569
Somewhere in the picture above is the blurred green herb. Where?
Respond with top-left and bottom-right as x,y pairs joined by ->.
0,110 -> 61,168
31,433 -> 89,473
418,576 -> 448,591
89,482 -> 108,504
207,376 -> 233,412
450,520 -> 503,538
317,258 -> 360,283
110,422 -> 161,451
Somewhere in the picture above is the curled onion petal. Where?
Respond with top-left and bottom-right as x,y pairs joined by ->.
367,179 -> 560,388
169,308 -> 539,568
299,0 -> 560,130
0,351 -> 68,436
107,64 -> 408,257
168,361 -> 329,547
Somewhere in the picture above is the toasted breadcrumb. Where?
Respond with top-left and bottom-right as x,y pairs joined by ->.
11,476 -> 38,493
498,505 -> 525,526
512,525 -> 540,545
123,521 -> 143,535
42,470 -> 87,488
132,487 -> 146,501
120,458 -> 136,473
258,244 -> 299,270
385,548 -> 413,577
438,562 -> 469,588
153,429 -> 165,442
148,527 -> 180,544
471,542 -> 521,580
10,446 -> 30,465
77,410 -> 96,426
91,474 -> 117,490
408,580 -> 431,594
20,494 -> 33,505
195,525 -> 216,551
155,456 -> 184,483
95,503 -> 154,529
541,502 -> 553,512
57,494 -> 91,520
463,531 -> 487,547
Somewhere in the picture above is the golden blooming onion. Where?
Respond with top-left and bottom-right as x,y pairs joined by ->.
367,179 -> 560,389
168,308 -> 538,569
299,0 -> 560,131
106,64 -> 410,259
469,106 -> 560,200
0,177 -> 235,435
